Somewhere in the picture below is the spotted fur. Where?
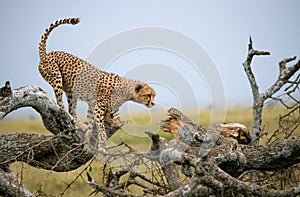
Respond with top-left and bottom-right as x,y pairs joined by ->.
38,18 -> 156,151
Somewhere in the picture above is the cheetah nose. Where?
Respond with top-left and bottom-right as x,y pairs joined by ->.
152,102 -> 155,106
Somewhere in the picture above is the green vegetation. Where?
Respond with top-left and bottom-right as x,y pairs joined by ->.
0,107 -> 299,196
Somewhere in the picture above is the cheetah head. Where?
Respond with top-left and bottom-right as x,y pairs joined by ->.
132,83 -> 156,108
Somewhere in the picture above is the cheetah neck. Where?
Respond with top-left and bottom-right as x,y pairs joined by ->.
111,77 -> 139,112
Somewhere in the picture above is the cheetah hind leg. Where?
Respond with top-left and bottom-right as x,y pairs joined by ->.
94,104 -> 108,153
65,91 -> 82,126
84,101 -> 95,126
42,63 -> 65,110
52,82 -> 78,126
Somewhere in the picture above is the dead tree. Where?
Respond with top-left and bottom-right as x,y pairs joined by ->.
0,85 -> 119,196
158,107 -> 300,196
82,105 -> 300,196
0,37 -> 299,196
243,37 -> 300,145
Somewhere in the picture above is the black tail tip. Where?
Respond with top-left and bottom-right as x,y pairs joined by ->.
70,18 -> 80,25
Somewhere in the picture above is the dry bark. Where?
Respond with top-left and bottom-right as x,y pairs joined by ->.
243,37 -> 300,145
0,84 -> 119,197
157,107 -> 300,196
0,82 -> 299,196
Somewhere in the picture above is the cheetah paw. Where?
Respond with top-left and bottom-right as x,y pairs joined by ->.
111,116 -> 124,128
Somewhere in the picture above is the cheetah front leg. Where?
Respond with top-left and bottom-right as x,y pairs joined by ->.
95,103 -> 108,153
84,100 -> 107,153
105,112 -> 122,128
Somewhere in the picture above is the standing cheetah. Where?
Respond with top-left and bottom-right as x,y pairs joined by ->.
38,18 -> 156,152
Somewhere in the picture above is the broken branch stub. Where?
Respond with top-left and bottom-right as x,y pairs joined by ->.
153,107 -> 300,195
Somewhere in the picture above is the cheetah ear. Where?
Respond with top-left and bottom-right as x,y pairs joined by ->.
135,84 -> 143,93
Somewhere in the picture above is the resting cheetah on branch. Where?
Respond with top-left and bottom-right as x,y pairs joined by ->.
38,18 -> 156,152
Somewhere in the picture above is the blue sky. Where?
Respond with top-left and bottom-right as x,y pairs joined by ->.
0,1 -> 299,119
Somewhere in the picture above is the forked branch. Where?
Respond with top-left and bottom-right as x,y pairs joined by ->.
243,37 -> 300,145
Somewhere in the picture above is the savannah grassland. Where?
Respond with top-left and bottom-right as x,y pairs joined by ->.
0,107 -> 299,196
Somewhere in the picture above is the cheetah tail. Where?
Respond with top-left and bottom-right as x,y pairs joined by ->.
39,17 -> 80,62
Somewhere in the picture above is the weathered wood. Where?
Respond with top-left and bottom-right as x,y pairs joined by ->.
0,83 -> 299,196
0,84 -> 120,196
157,107 -> 300,196
214,122 -> 252,144
0,169 -> 34,197
242,37 -> 300,145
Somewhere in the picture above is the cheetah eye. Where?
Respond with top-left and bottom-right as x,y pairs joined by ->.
168,116 -> 174,120
147,94 -> 151,98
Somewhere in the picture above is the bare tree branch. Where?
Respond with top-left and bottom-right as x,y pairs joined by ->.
0,85 -> 93,169
0,169 -> 34,197
0,84 -> 121,196
199,160 -> 300,197
243,36 -> 270,100
0,85 -> 75,135
242,37 -> 300,145
87,172 -> 139,197
264,57 -> 300,99
0,55 -> 299,197
157,107 -> 300,196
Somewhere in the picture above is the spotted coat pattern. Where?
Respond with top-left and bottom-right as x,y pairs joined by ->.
38,18 -> 156,151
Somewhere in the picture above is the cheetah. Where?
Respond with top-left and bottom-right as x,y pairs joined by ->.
38,18 -> 156,152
